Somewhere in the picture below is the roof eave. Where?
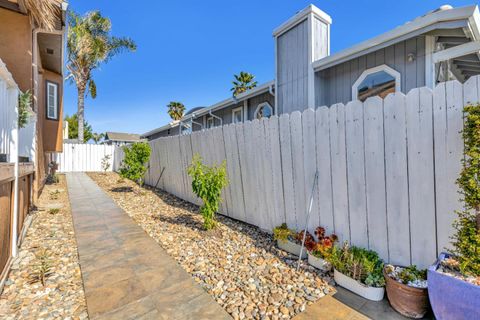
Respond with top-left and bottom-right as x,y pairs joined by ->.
313,5 -> 479,71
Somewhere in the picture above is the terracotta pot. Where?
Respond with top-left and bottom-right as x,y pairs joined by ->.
384,268 -> 430,319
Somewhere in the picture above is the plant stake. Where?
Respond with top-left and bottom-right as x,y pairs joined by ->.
297,170 -> 318,271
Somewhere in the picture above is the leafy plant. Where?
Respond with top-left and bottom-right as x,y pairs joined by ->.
273,223 -> 294,241
167,101 -> 186,121
48,208 -> 60,215
451,103 -> 480,276
64,114 -> 93,143
29,248 -> 53,286
101,154 -> 111,173
49,190 -> 60,200
310,226 -> 338,259
231,71 -> 257,97
327,241 -> 385,287
187,154 -> 228,230
295,230 -> 316,251
119,142 -> 151,185
18,90 -> 32,128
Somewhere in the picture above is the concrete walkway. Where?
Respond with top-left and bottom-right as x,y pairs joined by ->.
66,173 -> 230,320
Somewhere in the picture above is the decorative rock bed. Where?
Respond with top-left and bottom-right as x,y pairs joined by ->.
0,175 -> 88,320
88,172 -> 334,319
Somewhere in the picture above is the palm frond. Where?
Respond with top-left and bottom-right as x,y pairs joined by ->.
23,0 -> 61,31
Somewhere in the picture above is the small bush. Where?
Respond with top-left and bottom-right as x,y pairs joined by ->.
451,103 -> 480,277
101,154 -> 111,173
29,248 -> 53,286
327,241 -> 385,287
187,154 -> 228,230
48,208 -> 60,215
119,142 -> 151,185
273,223 -> 293,241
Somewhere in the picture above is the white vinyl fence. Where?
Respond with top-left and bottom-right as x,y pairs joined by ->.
53,143 -> 117,172
0,60 -> 19,160
143,77 -> 480,268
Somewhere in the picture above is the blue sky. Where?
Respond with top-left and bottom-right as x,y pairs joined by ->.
65,0 -> 477,135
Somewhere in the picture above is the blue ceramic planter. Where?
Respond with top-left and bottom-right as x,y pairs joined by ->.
428,253 -> 480,320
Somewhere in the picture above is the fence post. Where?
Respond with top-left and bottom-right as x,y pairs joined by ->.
9,86 -> 19,257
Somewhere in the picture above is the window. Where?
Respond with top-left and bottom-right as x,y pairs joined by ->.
254,102 -> 273,120
232,107 -> 243,124
352,65 -> 401,102
206,116 -> 214,129
46,81 -> 58,120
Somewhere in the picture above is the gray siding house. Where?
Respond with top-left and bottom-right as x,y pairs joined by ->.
144,4 -> 480,140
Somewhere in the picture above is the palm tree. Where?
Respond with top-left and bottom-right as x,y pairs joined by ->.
92,132 -> 105,144
167,102 -> 186,121
23,0 -> 61,31
66,11 -> 136,143
231,72 -> 258,97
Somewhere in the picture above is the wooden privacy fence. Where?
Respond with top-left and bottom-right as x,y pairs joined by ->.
53,143 -> 117,172
144,77 -> 480,268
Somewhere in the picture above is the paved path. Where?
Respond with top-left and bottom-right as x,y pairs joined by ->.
66,173 -> 230,320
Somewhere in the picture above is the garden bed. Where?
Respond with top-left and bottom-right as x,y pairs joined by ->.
0,175 -> 88,320
88,172 -> 334,319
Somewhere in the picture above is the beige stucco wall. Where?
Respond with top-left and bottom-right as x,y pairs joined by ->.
0,8 -> 32,92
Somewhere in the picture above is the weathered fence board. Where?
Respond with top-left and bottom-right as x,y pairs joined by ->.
142,78 -> 480,268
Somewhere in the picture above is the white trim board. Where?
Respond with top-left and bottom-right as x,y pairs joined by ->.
351,65 -> 401,100
432,40 -> 480,63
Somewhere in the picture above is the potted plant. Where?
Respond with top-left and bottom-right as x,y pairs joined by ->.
428,104 -> 480,319
273,223 -> 308,259
327,241 -> 385,301
307,227 -> 337,271
384,265 -> 429,318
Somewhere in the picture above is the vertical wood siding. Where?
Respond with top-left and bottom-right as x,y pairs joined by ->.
315,36 -> 426,106
277,20 -> 309,115
142,77 -> 480,268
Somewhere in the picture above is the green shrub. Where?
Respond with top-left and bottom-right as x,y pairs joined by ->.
187,154 -> 228,230
119,142 -> 151,185
273,223 -> 293,241
327,241 -> 385,287
18,90 -> 32,128
451,104 -> 480,276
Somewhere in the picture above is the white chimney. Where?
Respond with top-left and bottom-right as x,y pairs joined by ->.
273,5 -> 332,113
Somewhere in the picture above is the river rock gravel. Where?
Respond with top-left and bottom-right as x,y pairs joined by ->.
0,175 -> 88,320
88,172 -> 334,319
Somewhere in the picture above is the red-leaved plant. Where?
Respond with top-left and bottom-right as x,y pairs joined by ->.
311,226 -> 338,259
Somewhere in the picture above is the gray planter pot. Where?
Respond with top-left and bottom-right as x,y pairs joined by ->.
334,269 -> 385,301
277,239 -> 307,259
307,252 -> 332,271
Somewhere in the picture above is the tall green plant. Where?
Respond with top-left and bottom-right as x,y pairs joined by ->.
67,10 -> 136,143
18,90 -> 32,128
119,142 -> 151,185
187,154 -> 228,230
64,114 -> 93,143
452,104 -> 480,276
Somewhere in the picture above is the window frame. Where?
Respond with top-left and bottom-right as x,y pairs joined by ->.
232,106 -> 243,124
254,102 -> 273,120
206,116 -> 214,129
351,64 -> 401,101
45,80 -> 59,120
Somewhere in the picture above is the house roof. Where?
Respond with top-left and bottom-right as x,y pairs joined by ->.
142,80 -> 275,138
105,132 -> 142,142
313,4 -> 480,71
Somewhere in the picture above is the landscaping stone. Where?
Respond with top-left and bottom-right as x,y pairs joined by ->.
89,172 -> 335,319
0,175 -> 88,320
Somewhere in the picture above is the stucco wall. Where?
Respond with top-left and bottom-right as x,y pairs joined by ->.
0,8 -> 33,92
39,70 -> 64,152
